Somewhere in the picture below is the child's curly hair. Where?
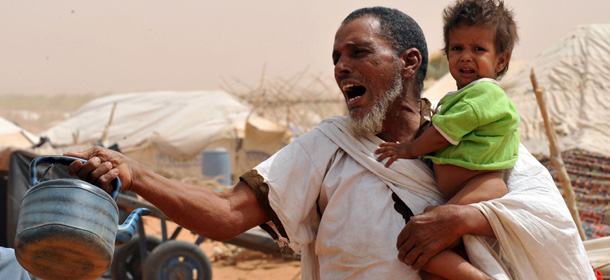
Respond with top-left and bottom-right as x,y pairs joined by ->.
443,0 -> 519,77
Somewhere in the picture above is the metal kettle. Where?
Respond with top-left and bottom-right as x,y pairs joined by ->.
14,155 -> 150,280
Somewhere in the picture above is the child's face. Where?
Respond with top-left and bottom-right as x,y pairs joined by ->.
446,24 -> 509,89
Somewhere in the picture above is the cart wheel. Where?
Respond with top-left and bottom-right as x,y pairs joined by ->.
111,234 -> 162,280
142,240 -> 212,280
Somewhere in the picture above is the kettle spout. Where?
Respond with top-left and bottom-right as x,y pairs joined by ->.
116,207 -> 151,245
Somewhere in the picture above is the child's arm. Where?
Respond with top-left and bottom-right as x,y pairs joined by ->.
375,126 -> 450,167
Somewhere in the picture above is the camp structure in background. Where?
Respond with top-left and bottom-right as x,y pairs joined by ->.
505,25 -> 610,244
223,73 -> 346,177
0,117 -> 37,149
500,24 -> 610,240
40,90 -> 291,183
501,24 -> 610,157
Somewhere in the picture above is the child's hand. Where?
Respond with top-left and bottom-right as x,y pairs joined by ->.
375,141 -> 414,167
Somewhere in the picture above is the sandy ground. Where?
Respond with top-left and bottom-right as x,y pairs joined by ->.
141,216 -> 302,280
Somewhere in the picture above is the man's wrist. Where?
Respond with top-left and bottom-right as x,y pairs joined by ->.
440,204 -> 479,236
458,205 -> 495,237
454,205 -> 473,236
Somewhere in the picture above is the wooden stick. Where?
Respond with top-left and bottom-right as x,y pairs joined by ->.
100,102 -> 118,145
72,130 -> 79,145
530,69 -> 587,241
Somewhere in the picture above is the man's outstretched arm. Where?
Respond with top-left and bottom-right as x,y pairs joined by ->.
65,146 -> 270,241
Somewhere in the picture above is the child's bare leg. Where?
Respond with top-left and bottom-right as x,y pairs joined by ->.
418,206 -> 495,280
432,164 -> 507,205
420,271 -> 446,280
420,167 -> 507,279
421,249 -> 494,280
444,170 -> 507,205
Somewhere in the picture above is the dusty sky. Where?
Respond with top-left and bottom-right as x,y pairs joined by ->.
0,0 -> 608,95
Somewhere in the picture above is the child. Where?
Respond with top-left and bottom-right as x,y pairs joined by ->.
375,0 -> 519,279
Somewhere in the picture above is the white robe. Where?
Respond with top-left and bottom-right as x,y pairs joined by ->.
253,116 -> 594,280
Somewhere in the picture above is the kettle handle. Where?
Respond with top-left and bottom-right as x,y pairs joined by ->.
30,155 -> 122,201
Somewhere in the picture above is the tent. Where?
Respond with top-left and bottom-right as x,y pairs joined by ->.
0,117 -> 37,149
500,24 -> 610,157
41,90 -> 270,178
500,24 -> 610,263
43,90 -> 249,155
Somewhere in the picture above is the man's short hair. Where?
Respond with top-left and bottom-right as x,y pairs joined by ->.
443,0 -> 519,77
343,7 -> 429,93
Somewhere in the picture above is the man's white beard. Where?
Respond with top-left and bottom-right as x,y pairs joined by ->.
347,74 -> 403,138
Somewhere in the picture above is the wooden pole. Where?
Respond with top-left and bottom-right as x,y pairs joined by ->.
530,69 -> 587,241
100,102 -> 118,145
72,130 -> 79,145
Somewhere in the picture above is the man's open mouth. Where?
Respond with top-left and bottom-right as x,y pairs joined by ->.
342,84 -> 366,102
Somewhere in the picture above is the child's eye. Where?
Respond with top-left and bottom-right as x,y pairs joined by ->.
451,46 -> 462,51
475,47 -> 486,51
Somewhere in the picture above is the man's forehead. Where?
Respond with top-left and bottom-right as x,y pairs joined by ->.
333,16 -> 384,49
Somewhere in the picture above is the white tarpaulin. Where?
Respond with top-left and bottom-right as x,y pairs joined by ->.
42,91 -> 252,174
500,24 -> 610,156
0,116 -> 37,149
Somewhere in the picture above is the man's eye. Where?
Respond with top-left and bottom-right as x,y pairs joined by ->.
354,49 -> 368,56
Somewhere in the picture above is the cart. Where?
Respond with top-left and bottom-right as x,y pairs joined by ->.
109,193 -> 295,280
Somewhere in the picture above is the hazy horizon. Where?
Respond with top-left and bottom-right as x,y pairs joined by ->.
1,0 -> 608,96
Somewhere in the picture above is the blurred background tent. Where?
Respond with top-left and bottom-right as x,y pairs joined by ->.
501,24 -> 610,157
40,90 -> 291,181
500,24 -> 610,240
0,117 -> 37,149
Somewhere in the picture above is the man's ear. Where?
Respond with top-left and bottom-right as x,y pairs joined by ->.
496,51 -> 511,73
400,48 -> 421,79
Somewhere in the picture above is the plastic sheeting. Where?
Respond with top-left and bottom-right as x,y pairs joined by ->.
42,90 -> 251,159
0,117 -> 37,149
500,24 -> 610,156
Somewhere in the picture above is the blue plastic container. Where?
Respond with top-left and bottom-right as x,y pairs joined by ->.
201,150 -> 231,186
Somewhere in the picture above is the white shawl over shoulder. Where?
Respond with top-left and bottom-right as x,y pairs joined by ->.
318,116 -> 594,280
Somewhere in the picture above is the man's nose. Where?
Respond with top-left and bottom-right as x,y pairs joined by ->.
334,56 -> 352,77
